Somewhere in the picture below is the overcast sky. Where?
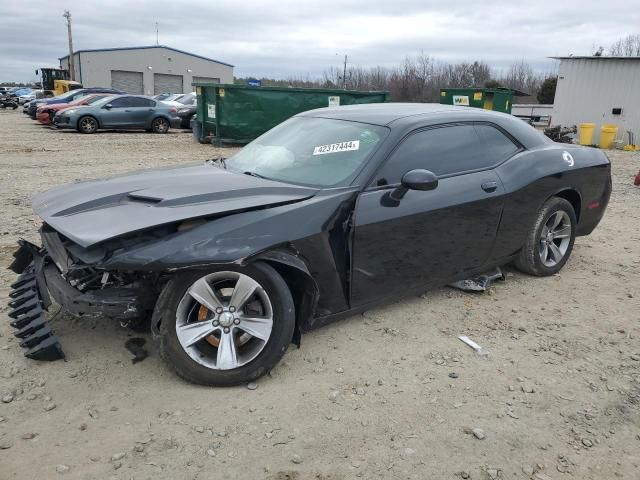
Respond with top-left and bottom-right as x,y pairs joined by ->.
2,1 -> 639,82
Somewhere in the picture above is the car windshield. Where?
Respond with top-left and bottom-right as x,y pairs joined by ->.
92,95 -> 118,107
55,90 -> 81,100
84,95 -> 108,105
224,117 -> 388,187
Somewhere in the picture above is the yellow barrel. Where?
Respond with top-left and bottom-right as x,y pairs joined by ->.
578,123 -> 595,145
599,124 -> 618,149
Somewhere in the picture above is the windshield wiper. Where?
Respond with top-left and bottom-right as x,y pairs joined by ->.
243,171 -> 270,180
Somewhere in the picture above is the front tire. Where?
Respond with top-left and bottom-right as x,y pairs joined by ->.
151,117 -> 170,134
154,262 -> 295,386
515,197 -> 577,276
77,115 -> 98,134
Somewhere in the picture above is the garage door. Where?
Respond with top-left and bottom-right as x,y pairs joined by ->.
191,76 -> 220,90
111,70 -> 143,94
154,74 -> 183,95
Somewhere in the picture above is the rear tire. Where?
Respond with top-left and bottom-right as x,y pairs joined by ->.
154,262 -> 295,386
514,197 -> 577,276
151,117 -> 170,134
77,115 -> 98,134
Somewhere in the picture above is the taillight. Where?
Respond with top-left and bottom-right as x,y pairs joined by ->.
169,108 -> 177,114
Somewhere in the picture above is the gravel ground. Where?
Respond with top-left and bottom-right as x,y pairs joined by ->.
0,110 -> 639,480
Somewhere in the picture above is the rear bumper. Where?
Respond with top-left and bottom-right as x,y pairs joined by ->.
169,117 -> 182,129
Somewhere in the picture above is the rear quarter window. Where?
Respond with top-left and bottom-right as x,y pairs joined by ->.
474,124 -> 520,162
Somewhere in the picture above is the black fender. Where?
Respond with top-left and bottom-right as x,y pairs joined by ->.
148,247 -> 319,346
247,248 -> 320,346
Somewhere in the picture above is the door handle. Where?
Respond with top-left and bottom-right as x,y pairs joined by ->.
481,181 -> 498,193
124,109 -> 132,112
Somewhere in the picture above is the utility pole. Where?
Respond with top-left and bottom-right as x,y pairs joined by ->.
63,10 -> 75,81
155,22 -> 159,45
342,54 -> 348,89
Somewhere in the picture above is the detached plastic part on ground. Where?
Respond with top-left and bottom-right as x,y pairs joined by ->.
448,267 -> 505,292
7,261 -> 65,361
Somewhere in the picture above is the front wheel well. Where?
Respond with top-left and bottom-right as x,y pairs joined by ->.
553,189 -> 581,222
260,260 -> 318,347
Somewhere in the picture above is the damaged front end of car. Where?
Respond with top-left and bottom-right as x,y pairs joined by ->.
8,225 -> 166,360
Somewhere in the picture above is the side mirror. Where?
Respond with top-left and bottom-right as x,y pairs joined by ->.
103,104 -> 112,109
389,169 -> 438,201
401,169 -> 439,191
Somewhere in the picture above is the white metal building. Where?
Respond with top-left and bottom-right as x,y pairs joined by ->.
551,56 -> 640,143
59,45 -> 234,95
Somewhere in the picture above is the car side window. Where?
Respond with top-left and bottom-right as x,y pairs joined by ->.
373,124 -> 518,187
109,97 -> 132,108
474,124 -> 519,162
129,97 -> 155,107
373,125 -> 479,185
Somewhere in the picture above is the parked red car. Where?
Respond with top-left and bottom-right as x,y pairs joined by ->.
36,94 -> 111,125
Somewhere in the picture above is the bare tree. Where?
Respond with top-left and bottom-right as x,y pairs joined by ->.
608,34 -> 640,56
238,54 -> 545,103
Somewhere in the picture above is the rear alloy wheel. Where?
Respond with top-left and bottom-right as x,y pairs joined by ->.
77,116 -> 98,134
154,263 -> 295,386
151,117 -> 170,134
515,197 -> 577,276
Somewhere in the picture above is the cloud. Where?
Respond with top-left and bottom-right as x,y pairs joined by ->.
1,0 -> 638,82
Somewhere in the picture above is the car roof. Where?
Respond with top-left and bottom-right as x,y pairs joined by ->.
298,102 -> 550,149
297,103 -> 467,126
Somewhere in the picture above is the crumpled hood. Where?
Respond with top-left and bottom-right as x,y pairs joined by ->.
33,163 -> 317,248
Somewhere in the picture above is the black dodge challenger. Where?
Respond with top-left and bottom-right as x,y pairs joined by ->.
8,103 -> 611,385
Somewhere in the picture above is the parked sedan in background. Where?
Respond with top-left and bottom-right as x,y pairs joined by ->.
36,94 -> 111,125
27,88 -> 123,118
54,95 -> 181,133
162,92 -> 197,128
154,93 -> 182,102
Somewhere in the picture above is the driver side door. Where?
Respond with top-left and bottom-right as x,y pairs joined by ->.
351,123 -> 516,307
99,96 -> 135,127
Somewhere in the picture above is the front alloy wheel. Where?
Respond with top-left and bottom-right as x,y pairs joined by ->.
78,116 -> 98,134
176,272 -> 274,370
154,263 -> 295,386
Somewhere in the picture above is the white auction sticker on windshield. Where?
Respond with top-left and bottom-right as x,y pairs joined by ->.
313,140 -> 360,155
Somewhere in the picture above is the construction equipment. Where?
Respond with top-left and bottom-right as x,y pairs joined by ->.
544,125 -> 577,143
36,68 -> 82,97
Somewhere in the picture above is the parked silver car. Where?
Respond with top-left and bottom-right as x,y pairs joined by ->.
53,95 -> 181,134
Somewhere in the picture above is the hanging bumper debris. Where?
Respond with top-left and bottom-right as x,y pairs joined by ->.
7,245 -> 65,361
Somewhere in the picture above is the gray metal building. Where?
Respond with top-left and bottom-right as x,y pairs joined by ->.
551,56 -> 640,143
59,45 -> 233,95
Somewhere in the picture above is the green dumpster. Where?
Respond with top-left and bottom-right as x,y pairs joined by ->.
439,87 -> 515,114
194,83 -> 390,146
